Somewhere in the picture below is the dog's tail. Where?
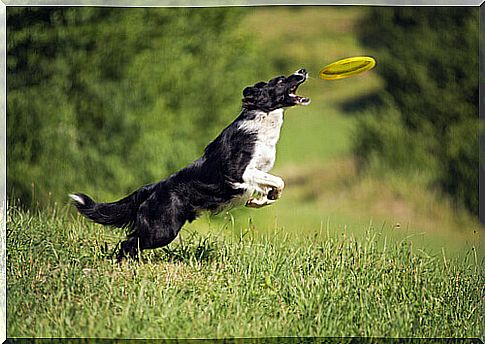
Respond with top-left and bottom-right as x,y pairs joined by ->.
69,183 -> 156,228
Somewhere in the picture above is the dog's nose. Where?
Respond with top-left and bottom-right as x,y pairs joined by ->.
296,68 -> 307,75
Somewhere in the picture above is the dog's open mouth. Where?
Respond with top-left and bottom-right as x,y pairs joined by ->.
287,69 -> 311,106
288,85 -> 311,106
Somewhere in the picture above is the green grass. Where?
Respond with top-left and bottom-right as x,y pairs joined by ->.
7,204 -> 482,338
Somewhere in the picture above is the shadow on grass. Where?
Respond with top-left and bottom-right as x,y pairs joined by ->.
147,230 -> 221,264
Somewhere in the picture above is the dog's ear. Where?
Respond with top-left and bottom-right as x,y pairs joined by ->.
242,88 -> 271,110
243,81 -> 267,97
243,86 -> 256,97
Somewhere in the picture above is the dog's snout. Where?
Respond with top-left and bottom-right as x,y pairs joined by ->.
294,68 -> 308,81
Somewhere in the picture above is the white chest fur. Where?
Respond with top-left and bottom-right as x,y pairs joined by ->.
239,108 -> 284,172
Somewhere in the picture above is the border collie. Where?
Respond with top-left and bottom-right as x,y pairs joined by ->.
70,69 -> 310,261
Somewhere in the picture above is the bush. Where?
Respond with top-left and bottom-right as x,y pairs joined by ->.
7,7 -> 271,206
354,7 -> 479,215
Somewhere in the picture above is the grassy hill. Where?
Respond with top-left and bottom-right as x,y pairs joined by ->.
7,205 -> 482,337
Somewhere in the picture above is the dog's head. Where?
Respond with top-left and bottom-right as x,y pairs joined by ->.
242,69 -> 310,112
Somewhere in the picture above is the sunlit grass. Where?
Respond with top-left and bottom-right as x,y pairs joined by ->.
7,204 -> 482,338
277,107 -> 352,165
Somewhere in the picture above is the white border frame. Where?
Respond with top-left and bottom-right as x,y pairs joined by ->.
1,2 -> 482,342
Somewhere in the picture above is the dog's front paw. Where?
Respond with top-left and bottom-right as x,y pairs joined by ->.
267,188 -> 279,200
274,177 -> 285,192
267,185 -> 284,200
245,196 -> 275,208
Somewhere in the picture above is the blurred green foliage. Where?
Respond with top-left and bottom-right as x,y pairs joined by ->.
354,7 -> 479,216
7,7 -> 270,205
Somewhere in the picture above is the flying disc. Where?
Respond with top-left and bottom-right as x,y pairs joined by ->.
319,56 -> 376,80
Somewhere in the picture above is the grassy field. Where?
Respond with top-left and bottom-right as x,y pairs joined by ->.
7,205 -> 482,338
7,6 -> 483,339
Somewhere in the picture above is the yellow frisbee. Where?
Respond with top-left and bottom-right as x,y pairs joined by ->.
319,56 -> 376,80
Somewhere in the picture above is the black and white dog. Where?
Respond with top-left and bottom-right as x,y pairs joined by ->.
70,69 -> 310,261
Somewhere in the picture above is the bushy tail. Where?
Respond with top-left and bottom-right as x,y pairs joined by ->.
69,183 -> 156,228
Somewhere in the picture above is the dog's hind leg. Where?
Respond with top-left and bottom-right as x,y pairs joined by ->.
117,237 -> 141,262
117,222 -> 185,262
117,194 -> 187,262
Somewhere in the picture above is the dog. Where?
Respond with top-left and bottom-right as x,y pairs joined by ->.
70,68 -> 310,261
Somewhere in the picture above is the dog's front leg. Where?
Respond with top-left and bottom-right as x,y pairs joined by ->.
243,168 -> 285,208
244,168 -> 285,192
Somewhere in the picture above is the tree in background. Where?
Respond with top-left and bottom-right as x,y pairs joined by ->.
7,7 -> 270,206
354,7 -> 479,216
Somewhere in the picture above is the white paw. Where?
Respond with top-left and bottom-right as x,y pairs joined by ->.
274,177 -> 285,192
245,196 -> 276,208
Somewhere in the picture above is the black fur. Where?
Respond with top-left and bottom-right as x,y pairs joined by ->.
71,69 -> 309,261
